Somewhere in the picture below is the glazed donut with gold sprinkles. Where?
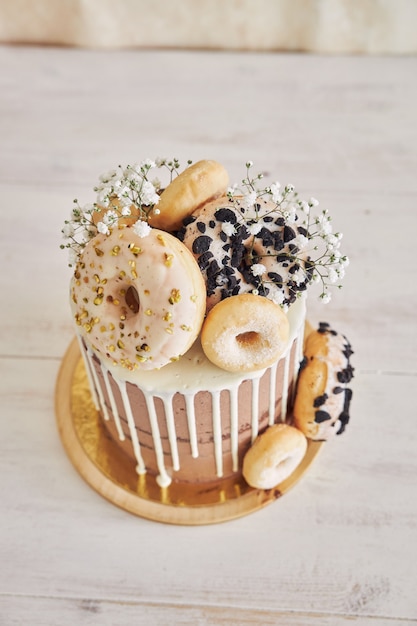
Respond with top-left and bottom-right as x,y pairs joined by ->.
293,322 -> 354,440
70,225 -> 206,371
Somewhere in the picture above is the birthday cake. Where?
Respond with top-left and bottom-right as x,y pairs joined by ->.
61,158 -> 353,490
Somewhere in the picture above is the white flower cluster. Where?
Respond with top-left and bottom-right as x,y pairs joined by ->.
227,162 -> 349,304
61,158 -> 190,266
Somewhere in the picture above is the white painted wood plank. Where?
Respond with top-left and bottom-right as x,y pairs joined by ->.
0,595 -> 412,626
1,358 -> 416,620
0,48 -> 416,195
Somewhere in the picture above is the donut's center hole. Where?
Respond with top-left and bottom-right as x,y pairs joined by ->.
236,331 -> 260,347
125,285 -> 140,314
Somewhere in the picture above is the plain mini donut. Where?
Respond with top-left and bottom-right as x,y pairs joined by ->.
70,226 -> 206,370
201,293 -> 290,373
243,424 -> 308,489
148,160 -> 229,232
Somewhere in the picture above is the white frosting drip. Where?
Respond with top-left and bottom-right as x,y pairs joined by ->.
119,381 -> 146,475
162,395 -> 180,472
144,393 -> 171,487
251,377 -> 260,444
185,394 -> 199,459
229,387 -> 239,472
85,346 -> 110,421
280,354 -> 290,422
211,391 -> 223,477
77,336 -> 99,411
268,360 -> 278,427
79,296 -> 306,484
103,370 -> 125,441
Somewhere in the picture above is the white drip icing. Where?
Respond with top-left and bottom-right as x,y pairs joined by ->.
251,377 -> 260,443
77,336 -> 99,410
119,381 -> 146,475
185,394 -> 199,459
85,347 -> 110,421
268,359 -> 278,426
229,387 -> 239,472
144,394 -> 171,487
77,296 -> 306,483
211,391 -> 223,477
161,395 -> 180,472
280,354 -> 290,422
103,369 -> 125,441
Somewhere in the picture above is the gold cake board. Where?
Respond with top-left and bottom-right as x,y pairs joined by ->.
55,338 -> 323,525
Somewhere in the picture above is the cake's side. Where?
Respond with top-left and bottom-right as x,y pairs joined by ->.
77,298 -> 306,486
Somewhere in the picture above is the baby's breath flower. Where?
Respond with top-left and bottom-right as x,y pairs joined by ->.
133,220 -> 151,238
61,157 -> 192,265
248,222 -> 263,235
222,222 -> 236,237
97,221 -> 110,235
251,263 -> 266,277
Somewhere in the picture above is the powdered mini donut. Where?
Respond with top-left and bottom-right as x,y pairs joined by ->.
148,160 -> 229,232
293,322 -> 354,440
243,423 -> 308,489
178,195 -> 313,312
201,293 -> 290,373
70,226 -> 206,370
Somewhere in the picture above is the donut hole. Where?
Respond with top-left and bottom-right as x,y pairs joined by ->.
236,331 -> 262,348
125,285 -> 140,315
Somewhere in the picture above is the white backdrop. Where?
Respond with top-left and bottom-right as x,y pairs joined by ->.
0,0 -> 416,53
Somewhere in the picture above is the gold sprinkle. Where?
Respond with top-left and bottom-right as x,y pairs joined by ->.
100,325 -> 106,332
129,245 -> 142,256
181,325 -> 192,332
113,299 -> 120,306
165,327 -> 174,334
94,296 -> 103,305
131,270 -> 138,279
163,312 -> 172,322
83,323 -> 92,333
157,234 -> 166,246
117,339 -> 125,349
170,356 -> 180,362
97,287 -> 104,295
75,280 -> 81,286
111,245 -> 120,256
119,289 -> 126,296
164,253 -> 174,267
93,274 -> 100,283
136,354 -> 148,363
119,271 -> 126,279
94,247 -> 104,257
74,270 -> 81,280
144,289 -> 150,296
109,323 -> 115,331
119,322 -> 125,329
145,309 -> 152,316
101,278 -> 107,284
108,345 -> 115,352
120,314 -> 126,321
93,317 -> 100,324
169,289 -> 181,304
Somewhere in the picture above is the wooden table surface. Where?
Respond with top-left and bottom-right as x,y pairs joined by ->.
1,45 -> 416,625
